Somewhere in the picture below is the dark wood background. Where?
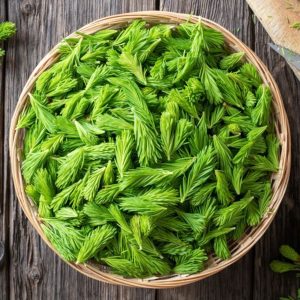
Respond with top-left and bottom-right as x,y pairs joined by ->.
0,0 -> 300,299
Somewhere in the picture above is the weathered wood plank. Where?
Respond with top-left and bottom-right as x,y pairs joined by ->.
252,18 -> 300,300
160,0 -> 254,47
156,256 -> 254,300
5,1 -> 156,299
0,1 -> 9,300
157,1 -> 255,299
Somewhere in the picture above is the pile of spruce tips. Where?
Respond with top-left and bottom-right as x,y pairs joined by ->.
18,20 -> 279,278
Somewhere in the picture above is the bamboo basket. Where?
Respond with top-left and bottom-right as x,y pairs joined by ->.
9,11 -> 291,288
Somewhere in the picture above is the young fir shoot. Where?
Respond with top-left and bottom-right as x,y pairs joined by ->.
0,21 -> 16,57
19,20 -> 278,278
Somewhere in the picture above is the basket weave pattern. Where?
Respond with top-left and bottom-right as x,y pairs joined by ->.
9,11 -> 291,288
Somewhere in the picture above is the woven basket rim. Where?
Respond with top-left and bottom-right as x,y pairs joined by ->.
9,11 -> 291,288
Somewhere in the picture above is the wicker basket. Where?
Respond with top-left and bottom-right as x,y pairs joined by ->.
9,11 -> 291,288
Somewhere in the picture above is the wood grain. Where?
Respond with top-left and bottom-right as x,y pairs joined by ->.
2,0 -> 300,299
0,1 -> 9,300
246,0 -> 300,54
252,18 -> 300,300
4,1 -> 156,299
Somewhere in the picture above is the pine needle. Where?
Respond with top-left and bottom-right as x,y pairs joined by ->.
220,52 -> 244,70
213,135 -> 232,178
29,93 -> 57,133
251,85 -> 272,126
232,164 -> 244,195
215,193 -> 253,226
74,120 -> 99,145
214,236 -> 231,259
115,130 -> 134,178
120,167 -> 173,190
189,113 -> 209,155
56,148 -> 85,189
173,248 -> 207,274
103,160 -> 115,185
83,167 -> 106,201
83,202 -> 114,226
95,184 -> 121,204
119,188 -> 179,215
42,219 -> 84,261
77,224 -> 116,263
118,51 -> 147,85
180,146 -> 215,202
108,204 -> 132,234
18,21 -> 278,278
191,182 -> 216,206
160,111 -> 175,160
22,150 -> 49,183
96,114 -> 133,132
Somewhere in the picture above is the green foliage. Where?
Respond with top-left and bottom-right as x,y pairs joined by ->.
270,246 -> 300,273
19,20 -> 278,278
0,21 -> 16,57
270,245 -> 300,300
77,224 -> 117,263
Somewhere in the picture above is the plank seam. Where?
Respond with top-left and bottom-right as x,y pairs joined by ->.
1,0 -> 10,299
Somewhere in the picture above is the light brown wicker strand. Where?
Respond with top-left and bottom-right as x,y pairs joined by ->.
9,11 -> 291,288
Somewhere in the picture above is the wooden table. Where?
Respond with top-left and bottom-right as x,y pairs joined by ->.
0,0 -> 299,299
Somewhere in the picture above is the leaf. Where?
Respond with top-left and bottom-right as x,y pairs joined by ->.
214,193 -> 253,226
77,224 -> 117,263
239,63 -> 262,87
130,215 -> 153,249
103,160 -> 115,185
173,119 -> 193,153
160,157 -> 195,180
83,167 -> 106,201
118,51 -> 147,85
0,21 -> 16,41
120,167 -> 173,190
119,188 -> 179,215
95,184 -> 121,204
29,93 -> 57,133
110,78 -> 160,166
83,202 -> 114,227
160,111 -> 175,160
191,182 -> 216,206
220,52 -> 244,70
101,257 -> 142,278
42,219 -> 84,261
22,150 -> 49,183
215,170 -> 234,205
213,135 -> 232,178
232,141 -> 254,164
56,148 -> 85,189
270,260 -> 300,273
214,236 -> 231,259
108,204 -> 131,234
279,245 -> 300,262
74,121 -> 99,145
232,164 -> 244,195
115,130 -> 134,179
34,168 -> 55,203
257,181 -> 272,218
200,64 -> 223,105
167,89 -> 198,118
251,84 -> 272,126
177,210 -> 206,234
90,84 -> 118,119
96,114 -> 133,132
173,248 -> 207,274
180,146 -> 215,202
189,113 -> 209,155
